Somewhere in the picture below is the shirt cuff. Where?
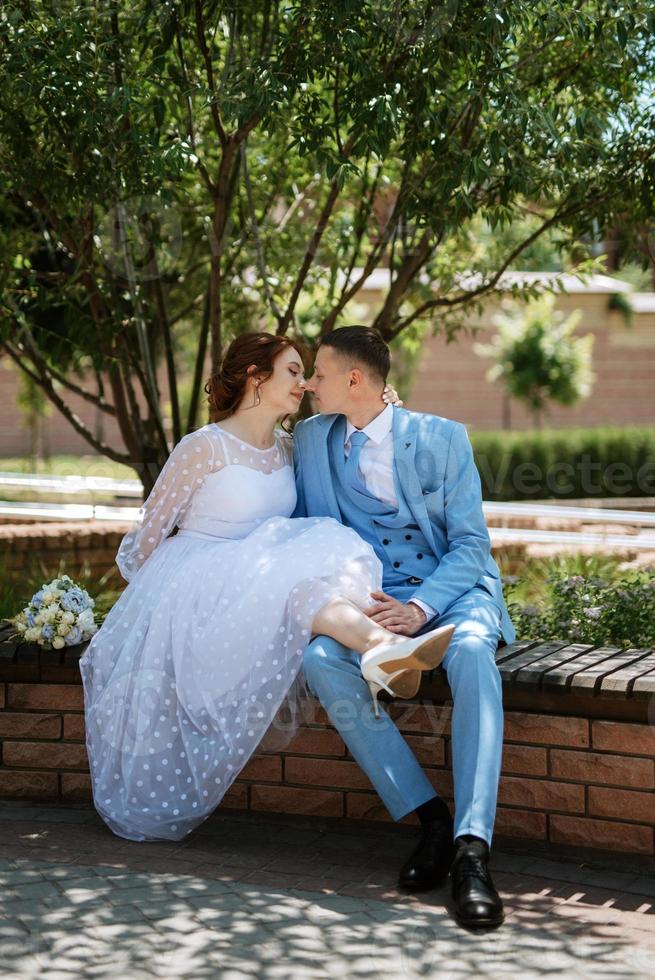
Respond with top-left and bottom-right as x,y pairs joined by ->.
409,598 -> 437,622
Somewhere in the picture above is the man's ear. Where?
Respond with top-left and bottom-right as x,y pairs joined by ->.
348,368 -> 365,389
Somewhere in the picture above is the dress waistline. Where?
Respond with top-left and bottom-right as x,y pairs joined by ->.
177,516 -> 260,541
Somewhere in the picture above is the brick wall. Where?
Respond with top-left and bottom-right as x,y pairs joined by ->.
0,521 -> 130,580
0,673 -> 653,855
407,294 -> 655,431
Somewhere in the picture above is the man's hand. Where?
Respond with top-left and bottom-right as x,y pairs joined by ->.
365,591 -> 427,635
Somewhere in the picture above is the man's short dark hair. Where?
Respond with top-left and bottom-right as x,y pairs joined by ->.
318,326 -> 391,383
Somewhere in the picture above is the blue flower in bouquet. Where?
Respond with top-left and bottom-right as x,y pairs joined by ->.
31,589 -> 45,610
26,610 -> 36,627
60,587 -> 90,614
64,625 -> 82,646
41,624 -> 54,641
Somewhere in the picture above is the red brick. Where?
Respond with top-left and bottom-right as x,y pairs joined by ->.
501,744 -> 548,776
388,702 -> 452,736
591,721 -> 655,757
345,792 -> 417,824
62,715 -> 86,741
494,806 -> 547,840
237,756 -> 282,783
61,773 -> 92,800
588,786 -> 655,825
0,770 -> 59,798
0,713 -> 61,739
7,683 -> 83,712
312,706 -> 331,726
404,734 -> 446,766
283,727 -> 346,757
284,757 -> 372,791
504,712 -> 589,748
498,775 -> 585,813
250,784 -> 343,818
551,750 -> 655,789
3,741 -> 89,771
426,769 -> 454,799
220,783 -> 249,810
550,815 -> 654,855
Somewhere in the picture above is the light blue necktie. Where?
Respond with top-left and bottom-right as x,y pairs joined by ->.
345,430 -> 369,493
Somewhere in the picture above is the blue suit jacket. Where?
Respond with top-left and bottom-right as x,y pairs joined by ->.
292,406 -> 516,644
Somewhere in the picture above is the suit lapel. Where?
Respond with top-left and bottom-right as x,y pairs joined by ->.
391,408 -> 437,552
312,414 -> 342,519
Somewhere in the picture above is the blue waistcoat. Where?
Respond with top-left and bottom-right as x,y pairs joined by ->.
329,417 -> 436,600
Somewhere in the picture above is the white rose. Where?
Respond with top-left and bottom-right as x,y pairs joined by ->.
77,609 -> 95,629
56,622 -> 70,636
34,611 -> 45,626
61,611 -> 75,625
15,621 -> 27,633
52,636 -> 65,650
24,627 -> 39,642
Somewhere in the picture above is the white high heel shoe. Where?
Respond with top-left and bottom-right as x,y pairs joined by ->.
360,623 -> 456,718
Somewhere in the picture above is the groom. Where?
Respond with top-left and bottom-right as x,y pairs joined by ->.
293,326 -> 515,929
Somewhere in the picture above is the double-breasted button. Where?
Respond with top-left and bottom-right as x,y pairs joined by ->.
417,553 -> 423,560
393,561 -> 401,568
382,538 -> 390,545
405,534 -> 412,540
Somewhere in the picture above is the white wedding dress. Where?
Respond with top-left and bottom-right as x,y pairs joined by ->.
79,423 -> 382,842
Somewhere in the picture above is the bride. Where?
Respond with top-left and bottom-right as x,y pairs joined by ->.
79,331 -> 454,842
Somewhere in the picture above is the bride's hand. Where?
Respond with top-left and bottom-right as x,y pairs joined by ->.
382,383 -> 403,407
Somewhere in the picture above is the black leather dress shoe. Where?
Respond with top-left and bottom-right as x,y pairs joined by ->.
451,839 -> 504,928
398,816 -> 455,892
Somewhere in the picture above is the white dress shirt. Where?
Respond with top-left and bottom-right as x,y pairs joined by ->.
344,405 -> 436,622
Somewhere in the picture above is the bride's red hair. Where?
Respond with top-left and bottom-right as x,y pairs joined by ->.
204,331 -> 310,425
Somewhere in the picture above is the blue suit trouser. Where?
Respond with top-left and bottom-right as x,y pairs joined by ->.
302,584 -> 504,845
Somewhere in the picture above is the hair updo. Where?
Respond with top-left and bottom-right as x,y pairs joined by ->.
204,331 -> 309,426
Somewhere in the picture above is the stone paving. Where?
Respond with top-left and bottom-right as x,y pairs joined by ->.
0,800 -> 652,978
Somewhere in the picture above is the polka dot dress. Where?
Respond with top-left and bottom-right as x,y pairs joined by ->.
79,425 -> 382,842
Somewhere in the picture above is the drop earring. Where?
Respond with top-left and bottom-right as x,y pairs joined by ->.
252,380 -> 261,407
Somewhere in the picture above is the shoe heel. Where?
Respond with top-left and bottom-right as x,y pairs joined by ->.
366,680 -> 382,719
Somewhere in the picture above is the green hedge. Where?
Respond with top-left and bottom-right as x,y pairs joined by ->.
470,426 -> 655,501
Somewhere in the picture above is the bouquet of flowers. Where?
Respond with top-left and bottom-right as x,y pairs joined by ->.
9,575 -> 99,650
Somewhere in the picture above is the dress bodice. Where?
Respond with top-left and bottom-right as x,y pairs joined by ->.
179,431 -> 297,538
116,424 -> 296,581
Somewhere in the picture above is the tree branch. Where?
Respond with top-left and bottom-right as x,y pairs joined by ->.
150,268 -> 182,445
186,280 -> 211,432
2,342 -> 132,465
172,2 -> 216,195
374,229 -> 436,339
386,201 -> 591,338
15,327 -> 118,417
240,139 -> 283,322
194,0 -> 228,146
277,135 -> 356,335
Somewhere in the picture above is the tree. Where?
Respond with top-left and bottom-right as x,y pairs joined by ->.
0,1 -> 653,494
474,293 -> 595,428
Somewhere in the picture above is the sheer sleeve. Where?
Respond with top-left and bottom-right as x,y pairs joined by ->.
116,427 -> 225,583
276,428 -> 294,466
